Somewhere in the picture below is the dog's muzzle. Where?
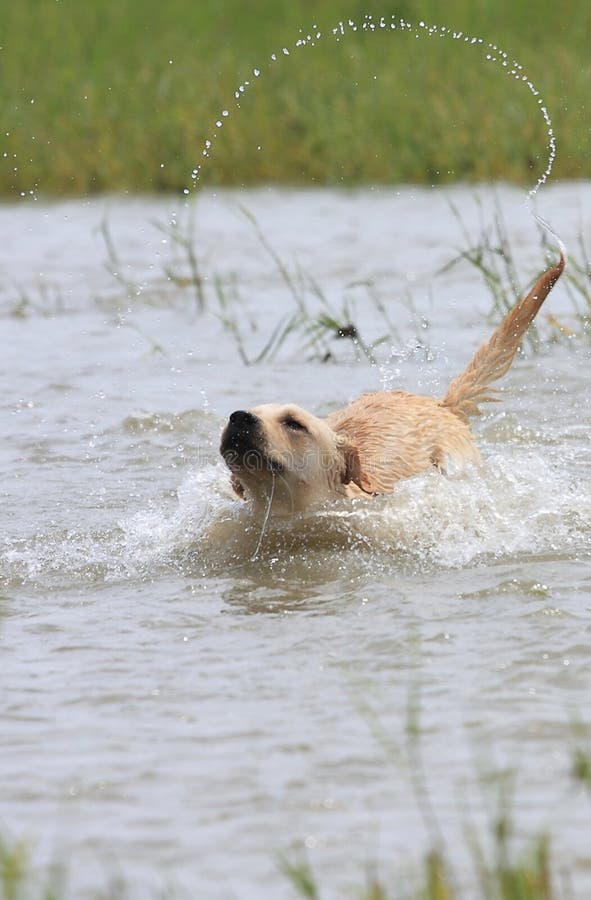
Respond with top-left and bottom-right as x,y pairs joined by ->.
220,410 -> 282,474
220,409 -> 259,453
220,410 -> 263,469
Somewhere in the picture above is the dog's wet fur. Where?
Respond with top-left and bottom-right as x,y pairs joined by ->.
220,254 -> 565,516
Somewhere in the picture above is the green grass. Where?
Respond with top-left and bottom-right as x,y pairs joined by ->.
281,838 -> 555,900
1,0 -> 590,197
279,695 -> 591,900
4,731 -> 591,900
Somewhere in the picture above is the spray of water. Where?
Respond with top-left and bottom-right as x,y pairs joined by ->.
187,13 -> 557,212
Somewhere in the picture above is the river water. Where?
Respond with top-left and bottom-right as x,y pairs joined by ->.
1,183 -> 590,898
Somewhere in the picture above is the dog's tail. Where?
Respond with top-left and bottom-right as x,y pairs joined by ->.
441,252 -> 566,423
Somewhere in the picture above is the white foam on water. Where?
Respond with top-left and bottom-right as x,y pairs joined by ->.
116,445 -> 591,574
3,442 -> 585,590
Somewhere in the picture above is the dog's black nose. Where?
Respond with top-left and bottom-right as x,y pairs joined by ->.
229,410 -> 258,429
220,409 -> 261,462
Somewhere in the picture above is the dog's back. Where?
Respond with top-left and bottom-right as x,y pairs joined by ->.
328,391 -> 481,494
329,253 -> 565,496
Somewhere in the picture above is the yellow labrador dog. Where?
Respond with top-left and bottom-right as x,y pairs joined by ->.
221,254 -> 564,515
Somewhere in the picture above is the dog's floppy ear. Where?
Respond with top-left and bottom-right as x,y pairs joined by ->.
230,474 -> 246,499
337,436 -> 378,496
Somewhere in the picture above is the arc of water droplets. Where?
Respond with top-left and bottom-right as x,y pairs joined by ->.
188,13 -> 556,213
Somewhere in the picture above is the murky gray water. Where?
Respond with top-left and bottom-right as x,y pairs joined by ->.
1,184 -> 590,898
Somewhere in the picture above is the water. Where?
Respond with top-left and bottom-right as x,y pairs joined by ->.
1,183 -> 591,898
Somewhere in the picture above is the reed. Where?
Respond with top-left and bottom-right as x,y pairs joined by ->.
279,680 -> 581,900
0,827 -> 561,900
3,737 -> 587,899
444,202 -> 591,347
97,199 -> 590,365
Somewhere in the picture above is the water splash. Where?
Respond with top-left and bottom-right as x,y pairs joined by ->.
188,13 -> 557,205
2,448 -> 588,587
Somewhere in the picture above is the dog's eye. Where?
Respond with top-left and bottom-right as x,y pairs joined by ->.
282,416 -> 307,433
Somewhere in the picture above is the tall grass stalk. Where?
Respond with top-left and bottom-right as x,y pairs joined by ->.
98,199 -> 590,365
151,216 -> 205,311
100,220 -> 140,301
0,834 -> 64,900
4,743 -> 591,898
444,200 -> 591,346
444,197 -> 541,351
277,659 -> 591,900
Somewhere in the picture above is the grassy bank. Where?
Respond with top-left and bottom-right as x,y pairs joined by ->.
1,0 -> 590,197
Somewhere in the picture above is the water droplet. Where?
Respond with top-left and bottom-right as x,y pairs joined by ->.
188,13 -> 557,213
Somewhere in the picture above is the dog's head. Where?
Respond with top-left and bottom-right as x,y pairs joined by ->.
220,403 -> 366,514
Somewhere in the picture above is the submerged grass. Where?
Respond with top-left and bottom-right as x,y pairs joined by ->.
443,200 -> 591,348
279,685 -> 585,900
281,838 -> 555,900
0,834 -> 64,900
4,735 -> 590,899
1,0 -> 590,197
97,195 -> 590,368
98,204 -> 404,364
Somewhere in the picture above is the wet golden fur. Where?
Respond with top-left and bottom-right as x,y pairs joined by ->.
220,255 -> 564,515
